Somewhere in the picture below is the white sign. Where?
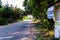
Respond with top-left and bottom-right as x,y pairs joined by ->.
47,6 -> 54,19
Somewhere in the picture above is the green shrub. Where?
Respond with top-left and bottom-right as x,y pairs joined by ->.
0,5 -> 23,25
0,18 -> 7,25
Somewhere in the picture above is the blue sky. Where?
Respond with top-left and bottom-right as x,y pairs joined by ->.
1,0 -> 24,10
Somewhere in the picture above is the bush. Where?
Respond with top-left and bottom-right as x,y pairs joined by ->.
0,5 -> 23,25
37,19 -> 54,30
0,18 -> 8,25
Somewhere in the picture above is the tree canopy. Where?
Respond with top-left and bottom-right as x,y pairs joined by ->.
23,0 -> 59,20
23,0 -> 59,30
0,5 -> 23,25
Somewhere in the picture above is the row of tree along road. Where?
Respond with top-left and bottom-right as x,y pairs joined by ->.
0,5 -> 23,25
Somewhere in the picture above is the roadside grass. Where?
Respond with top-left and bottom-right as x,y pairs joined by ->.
17,16 -> 28,22
48,30 -> 54,37
33,19 -> 40,23
33,19 -> 54,40
36,26 -> 54,40
23,16 -> 28,21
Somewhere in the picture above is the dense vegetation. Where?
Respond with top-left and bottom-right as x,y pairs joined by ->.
0,5 -> 23,25
23,0 -> 60,40
23,0 -> 60,30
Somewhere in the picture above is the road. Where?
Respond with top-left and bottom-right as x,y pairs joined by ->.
0,21 -> 37,40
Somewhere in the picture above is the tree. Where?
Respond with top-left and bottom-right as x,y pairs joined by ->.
23,0 -> 32,16
0,5 -> 23,25
23,0 -> 59,30
14,6 -> 23,20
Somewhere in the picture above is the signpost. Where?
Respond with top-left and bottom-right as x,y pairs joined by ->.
47,6 -> 54,19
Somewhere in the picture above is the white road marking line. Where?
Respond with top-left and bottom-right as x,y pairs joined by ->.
0,36 -> 14,39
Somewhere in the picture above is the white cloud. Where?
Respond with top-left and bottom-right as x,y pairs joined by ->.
1,0 -> 24,10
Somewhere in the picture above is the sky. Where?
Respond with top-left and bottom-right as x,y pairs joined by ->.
1,0 -> 24,10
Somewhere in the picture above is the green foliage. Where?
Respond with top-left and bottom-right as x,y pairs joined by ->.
23,0 -> 58,30
23,0 -> 32,15
0,5 -> 23,25
43,20 -> 50,29
0,18 -> 7,25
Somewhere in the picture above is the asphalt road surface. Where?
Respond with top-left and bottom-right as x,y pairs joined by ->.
0,21 -> 37,40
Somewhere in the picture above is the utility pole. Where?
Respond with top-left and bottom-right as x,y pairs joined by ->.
55,2 -> 60,40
